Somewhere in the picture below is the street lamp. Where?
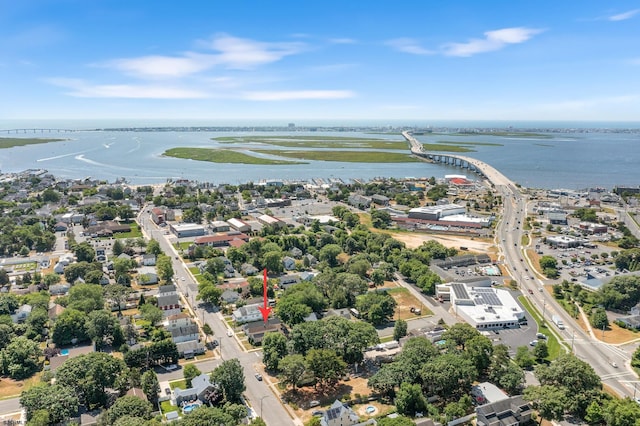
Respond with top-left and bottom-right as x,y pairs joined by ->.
260,395 -> 271,418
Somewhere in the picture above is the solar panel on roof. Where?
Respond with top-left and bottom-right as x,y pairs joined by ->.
473,288 -> 503,306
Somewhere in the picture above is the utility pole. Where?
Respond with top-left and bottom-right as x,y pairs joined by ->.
571,329 -> 575,353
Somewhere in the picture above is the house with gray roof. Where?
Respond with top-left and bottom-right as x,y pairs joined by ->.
475,395 -> 532,426
173,373 -> 217,406
157,286 -> 181,317
320,400 -> 375,426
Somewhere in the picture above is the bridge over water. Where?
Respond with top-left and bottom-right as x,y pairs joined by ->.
401,130 -> 513,187
0,129 -> 77,134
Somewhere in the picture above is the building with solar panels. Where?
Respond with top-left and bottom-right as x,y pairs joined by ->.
449,283 -> 524,329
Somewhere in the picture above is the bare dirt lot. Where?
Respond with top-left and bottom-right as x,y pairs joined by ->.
388,231 -> 494,252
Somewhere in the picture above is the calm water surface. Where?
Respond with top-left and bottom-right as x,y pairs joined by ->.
0,121 -> 638,189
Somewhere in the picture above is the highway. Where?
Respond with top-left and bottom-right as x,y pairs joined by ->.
404,131 -> 640,399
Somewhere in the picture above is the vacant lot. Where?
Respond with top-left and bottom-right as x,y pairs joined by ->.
387,287 -> 433,320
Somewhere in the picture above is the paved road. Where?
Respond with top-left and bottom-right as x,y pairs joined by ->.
138,209 -> 300,426
495,184 -> 639,398
404,130 -> 640,398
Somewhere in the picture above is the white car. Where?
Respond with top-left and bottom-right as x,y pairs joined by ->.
227,329 -> 233,337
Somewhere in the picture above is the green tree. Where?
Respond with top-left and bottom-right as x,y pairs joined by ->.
156,254 -> 174,282
263,251 -> 284,274
534,353 -> 601,416
100,396 -> 153,425
602,398 -> 640,426
20,384 -> 79,424
112,239 -> 124,256
355,291 -> 397,325
55,352 -> 127,408
319,244 -> 342,267
197,281 -> 223,305
377,416 -> 417,426
306,349 -> 346,391
395,382 -> 427,416
1,336 -> 42,379
442,323 -> 481,351
590,307 -> 609,330
67,283 -> 105,313
52,308 -> 90,345
524,385 -> 567,422
262,332 -> 288,371
104,283 -> 131,314
139,303 -> 163,326
371,210 -> 392,229
179,406 -> 235,426
74,242 -> 96,263
146,239 -> 162,256
87,309 -> 123,350
533,341 -> 549,361
210,358 -> 246,403
515,346 -> 535,370
279,354 -> 307,391
393,319 -> 408,341
0,294 -> 19,315
184,364 -> 202,388
421,353 -> 477,401
141,370 -> 160,403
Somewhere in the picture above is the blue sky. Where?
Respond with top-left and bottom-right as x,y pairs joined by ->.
2,1 -> 640,122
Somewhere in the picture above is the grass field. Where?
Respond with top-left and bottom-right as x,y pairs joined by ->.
435,140 -> 503,147
160,399 -> 179,415
163,148 -> 304,165
420,143 -> 475,153
213,135 -> 408,150
445,132 -> 552,138
518,295 -> 563,359
387,287 -> 433,319
0,137 -> 65,149
0,373 -> 42,399
252,149 -> 420,163
114,222 -> 142,239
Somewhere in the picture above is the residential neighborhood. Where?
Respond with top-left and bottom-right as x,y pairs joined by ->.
0,168 -> 639,426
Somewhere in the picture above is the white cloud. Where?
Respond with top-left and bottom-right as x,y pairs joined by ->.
243,90 -> 355,101
106,53 -> 214,79
205,34 -> 305,70
443,27 -> 544,57
103,34 -> 305,79
540,94 -> 639,111
608,9 -> 640,21
47,78 -> 207,98
385,38 -> 434,55
329,38 -> 357,44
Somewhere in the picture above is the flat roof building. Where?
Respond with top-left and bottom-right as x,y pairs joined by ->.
408,204 -> 466,221
449,283 -> 524,329
169,223 -> 206,238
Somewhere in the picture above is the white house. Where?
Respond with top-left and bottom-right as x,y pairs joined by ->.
232,304 -> 263,324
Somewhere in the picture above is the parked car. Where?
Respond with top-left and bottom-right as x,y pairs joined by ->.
254,373 -> 263,381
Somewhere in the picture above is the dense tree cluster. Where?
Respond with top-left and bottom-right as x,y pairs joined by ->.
524,353 -> 602,420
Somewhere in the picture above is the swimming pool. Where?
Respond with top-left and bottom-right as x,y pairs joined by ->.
182,403 -> 201,414
60,349 -> 69,356
365,406 -> 376,414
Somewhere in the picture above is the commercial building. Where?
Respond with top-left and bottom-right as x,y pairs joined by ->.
169,223 -> 206,238
546,235 -> 589,248
448,283 -> 524,329
408,204 -> 466,221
